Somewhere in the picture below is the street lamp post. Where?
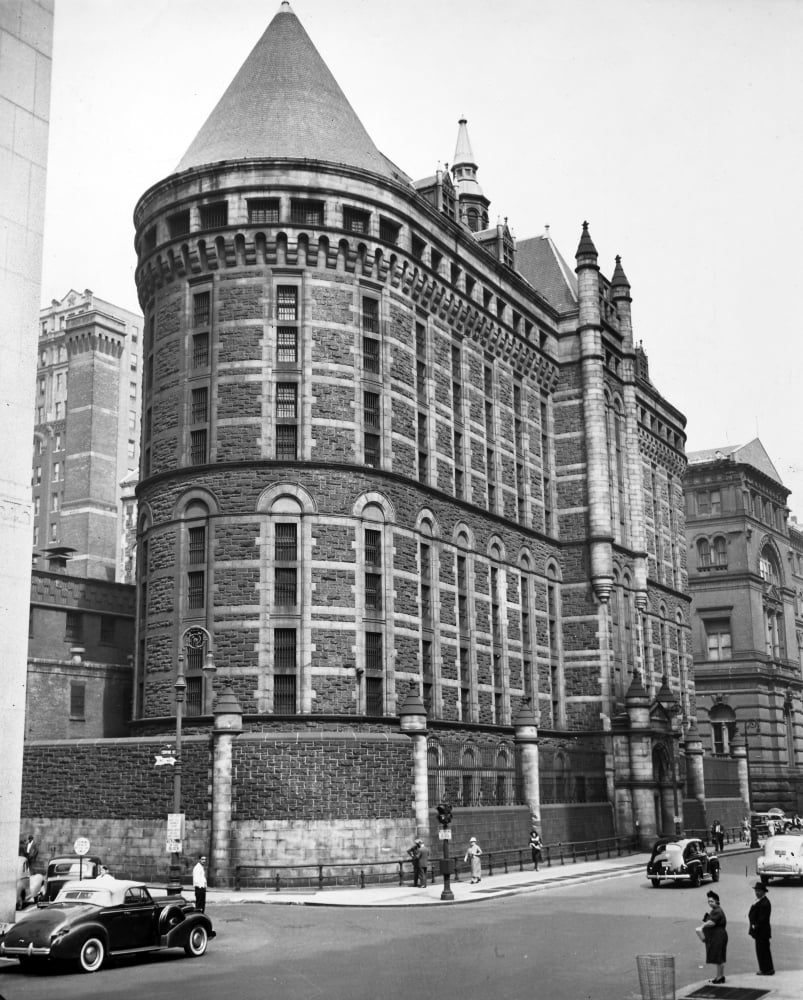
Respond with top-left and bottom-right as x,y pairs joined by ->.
744,718 -> 760,848
168,655 -> 187,893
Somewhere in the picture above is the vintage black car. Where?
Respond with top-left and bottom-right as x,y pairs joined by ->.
0,878 -> 215,973
42,855 -> 103,901
646,838 -> 720,887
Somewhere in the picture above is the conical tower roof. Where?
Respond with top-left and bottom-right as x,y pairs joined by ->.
176,2 -> 394,179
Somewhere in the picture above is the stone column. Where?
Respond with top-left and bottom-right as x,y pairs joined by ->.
513,701 -> 540,826
730,732 -> 750,815
210,687 -> 242,887
626,672 -> 656,847
684,720 -> 707,820
399,690 -> 429,841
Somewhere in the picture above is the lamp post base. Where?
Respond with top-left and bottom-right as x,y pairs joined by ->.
439,853 -> 454,901
167,856 -> 183,895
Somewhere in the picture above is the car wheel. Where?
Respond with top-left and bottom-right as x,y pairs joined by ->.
690,869 -> 701,888
184,925 -> 208,958
711,867 -> 720,882
78,936 -> 105,973
650,878 -> 660,888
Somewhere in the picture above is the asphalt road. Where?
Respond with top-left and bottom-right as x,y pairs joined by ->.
1,863 -> 800,1000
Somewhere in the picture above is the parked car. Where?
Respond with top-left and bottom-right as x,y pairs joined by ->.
0,878 -> 215,973
646,838 -> 720,887
42,856 -> 102,901
756,832 -> 803,885
16,856 -> 44,910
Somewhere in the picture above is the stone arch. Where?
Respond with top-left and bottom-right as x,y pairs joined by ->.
415,508 -> 440,538
352,490 -> 395,522
172,486 -> 219,520
256,482 -> 316,515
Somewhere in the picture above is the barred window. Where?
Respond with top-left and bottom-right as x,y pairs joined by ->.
199,201 -> 228,229
188,526 -> 206,564
379,217 -> 400,244
248,198 -> 280,224
70,682 -> 85,720
365,528 -> 381,566
190,429 -> 208,465
364,433 -> 380,467
193,292 -> 210,327
364,391 -> 380,429
366,677 -> 383,717
276,425 -> 297,460
276,383 -> 297,419
362,336 -> 380,374
290,199 -> 324,226
366,631 -> 383,671
274,567 -> 297,606
275,523 -> 298,561
187,570 -> 205,609
185,677 -> 202,717
191,387 -> 208,423
277,286 -> 298,321
275,628 -> 297,670
365,573 -> 382,611
362,297 -> 379,334
277,327 -> 297,364
192,332 -> 209,368
168,210 -> 190,238
344,206 -> 370,234
274,674 -> 296,714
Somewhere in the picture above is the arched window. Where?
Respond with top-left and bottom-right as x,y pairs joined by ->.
759,545 -> 781,585
713,536 -> 727,567
709,703 -> 736,755
461,747 -> 476,806
697,538 -> 711,569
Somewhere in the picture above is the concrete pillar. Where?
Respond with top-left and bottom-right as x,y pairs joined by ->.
399,690 -> 429,841
210,687 -> 242,887
683,720 -> 706,819
731,733 -> 750,815
513,701 -> 540,826
626,671 -> 657,847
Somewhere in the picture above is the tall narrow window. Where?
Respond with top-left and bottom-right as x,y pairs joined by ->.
364,391 -> 380,466
365,632 -> 383,716
276,382 -> 299,460
190,429 -> 208,465
546,566 -> 563,727
274,628 -> 297,712
541,395 -> 554,534
193,291 -> 210,327
70,683 -> 86,720
187,571 -> 205,610
521,572 -> 533,705
705,619 -> 731,661
364,527 -> 382,613
274,523 -> 298,607
362,296 -> 380,374
452,343 -> 465,498
420,537 -> 435,714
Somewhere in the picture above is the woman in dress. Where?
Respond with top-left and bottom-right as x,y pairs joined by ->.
528,828 -> 543,871
464,837 -> 483,884
700,890 -> 728,984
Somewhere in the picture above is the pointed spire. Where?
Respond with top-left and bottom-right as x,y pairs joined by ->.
453,117 -> 476,171
611,254 -> 630,289
451,117 -> 489,232
176,3 -> 392,178
575,220 -> 598,262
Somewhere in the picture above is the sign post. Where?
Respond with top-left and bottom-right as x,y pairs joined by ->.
74,837 -> 90,881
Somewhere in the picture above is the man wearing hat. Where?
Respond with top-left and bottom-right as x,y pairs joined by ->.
407,837 -> 429,888
748,882 -> 774,976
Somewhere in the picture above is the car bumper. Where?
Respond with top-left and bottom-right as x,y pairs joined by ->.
0,942 -> 52,958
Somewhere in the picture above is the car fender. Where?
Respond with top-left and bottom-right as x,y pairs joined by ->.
162,913 -> 216,949
50,921 -> 110,961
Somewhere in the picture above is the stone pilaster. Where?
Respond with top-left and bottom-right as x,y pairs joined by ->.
513,701 -> 540,826
210,687 -> 242,886
626,671 -> 657,846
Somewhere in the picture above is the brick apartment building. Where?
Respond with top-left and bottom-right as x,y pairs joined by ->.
685,439 -> 803,813
117,2 -> 707,865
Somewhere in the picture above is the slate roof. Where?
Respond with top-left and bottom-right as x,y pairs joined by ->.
516,233 -> 578,313
176,2 -> 399,180
687,438 -> 784,485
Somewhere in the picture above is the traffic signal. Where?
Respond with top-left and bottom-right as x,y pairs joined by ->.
437,802 -> 452,827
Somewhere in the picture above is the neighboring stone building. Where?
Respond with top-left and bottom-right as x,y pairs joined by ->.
685,439 -> 803,813
26,569 -> 135,740
120,2 -> 701,870
33,289 -> 143,581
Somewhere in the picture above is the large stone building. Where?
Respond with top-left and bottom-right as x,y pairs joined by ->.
33,289 -> 143,581
127,2 -> 701,867
685,439 -> 803,813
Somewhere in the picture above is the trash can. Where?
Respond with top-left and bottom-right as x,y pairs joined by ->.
636,954 -> 675,1000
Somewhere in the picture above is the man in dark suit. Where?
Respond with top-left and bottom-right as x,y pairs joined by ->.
748,882 -> 774,976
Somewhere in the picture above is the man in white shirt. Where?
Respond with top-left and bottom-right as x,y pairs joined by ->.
192,854 -> 207,912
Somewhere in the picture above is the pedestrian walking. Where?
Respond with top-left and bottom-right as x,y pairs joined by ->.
710,819 -> 724,852
742,817 -> 751,844
695,889 -> 727,984
528,828 -> 543,871
748,882 -> 774,976
192,854 -> 208,912
464,836 -> 483,884
407,838 -> 428,887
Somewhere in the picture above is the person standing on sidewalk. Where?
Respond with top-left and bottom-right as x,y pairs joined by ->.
464,836 -> 483,884
192,854 -> 208,912
711,819 -> 724,852
528,828 -> 543,871
748,882 -> 774,976
407,838 -> 428,888
698,890 -> 728,984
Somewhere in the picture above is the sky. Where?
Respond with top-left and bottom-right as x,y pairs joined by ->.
41,0 -> 803,509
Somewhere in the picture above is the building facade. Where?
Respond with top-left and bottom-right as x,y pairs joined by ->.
130,2 -> 697,863
33,289 -> 143,581
685,440 -> 803,813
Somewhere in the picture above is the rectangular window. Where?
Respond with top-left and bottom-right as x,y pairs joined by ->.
275,522 -> 298,561
379,217 -> 400,244
365,528 -> 381,566
192,332 -> 209,368
70,682 -> 86,720
274,674 -> 296,714
290,199 -> 324,226
65,611 -> 83,642
411,234 -> 426,260
274,567 -> 297,606
168,210 -> 190,238
362,337 -> 380,374
248,198 -> 280,224
190,429 -> 208,465
199,201 -> 228,229
362,297 -> 379,334
365,572 -> 382,611
276,425 -> 298,460
276,383 -> 298,419
100,617 -> 115,645
705,619 -> 732,661
364,391 -> 380,429
188,526 -> 206,564
193,291 -> 210,327
344,206 -> 370,234
187,570 -> 205,610
191,387 -> 208,423
277,286 -> 298,321
277,327 -> 298,364
185,677 -> 203,717
697,491 -> 710,515
365,676 -> 383,717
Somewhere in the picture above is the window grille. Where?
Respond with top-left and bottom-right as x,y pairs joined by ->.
365,528 -> 381,566
199,201 -> 228,229
190,429 -> 208,465
274,567 -> 297,606
191,387 -> 208,423
277,327 -> 297,364
193,292 -> 210,327
65,611 -> 83,642
276,425 -> 297,460
274,674 -> 296,713
366,631 -> 383,671
276,383 -> 297,419
290,200 -> 324,226
364,391 -> 380,429
344,206 -> 370,234
192,332 -> 209,368
185,677 -> 203,717
248,198 -> 280,224
168,210 -> 190,238
275,628 -> 297,669
362,337 -> 380,373
362,297 -> 379,334
275,523 -> 297,561
364,433 -> 380,467
188,526 -> 206,564
379,217 -> 400,244
366,677 -> 383,716
187,571 -> 205,610
277,286 -> 298,321
365,573 -> 382,611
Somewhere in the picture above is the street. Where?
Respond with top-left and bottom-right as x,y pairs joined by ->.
1,863 -> 800,1000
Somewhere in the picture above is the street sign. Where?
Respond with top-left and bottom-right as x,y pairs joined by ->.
74,837 -> 90,856
438,829 -> 452,840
